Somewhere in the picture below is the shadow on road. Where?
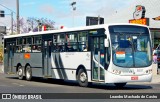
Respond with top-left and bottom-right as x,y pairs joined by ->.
6,76 -> 153,90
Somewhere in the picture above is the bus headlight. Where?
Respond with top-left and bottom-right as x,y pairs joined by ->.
146,69 -> 152,74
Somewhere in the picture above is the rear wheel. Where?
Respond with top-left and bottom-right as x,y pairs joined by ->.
17,66 -> 24,80
25,66 -> 32,81
114,83 -> 127,88
77,69 -> 88,87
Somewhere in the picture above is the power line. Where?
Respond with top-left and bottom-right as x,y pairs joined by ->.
0,4 -> 16,14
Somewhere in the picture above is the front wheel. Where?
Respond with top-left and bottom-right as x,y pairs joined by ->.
17,66 -> 24,80
77,69 -> 88,87
25,66 -> 32,81
114,83 -> 127,88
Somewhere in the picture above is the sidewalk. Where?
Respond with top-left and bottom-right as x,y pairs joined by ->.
151,63 -> 160,84
151,73 -> 160,84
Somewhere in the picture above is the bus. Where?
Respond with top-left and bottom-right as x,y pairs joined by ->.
3,23 -> 152,87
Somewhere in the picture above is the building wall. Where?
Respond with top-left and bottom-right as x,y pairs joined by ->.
151,31 -> 160,48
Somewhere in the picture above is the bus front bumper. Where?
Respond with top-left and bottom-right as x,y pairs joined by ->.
105,72 -> 152,83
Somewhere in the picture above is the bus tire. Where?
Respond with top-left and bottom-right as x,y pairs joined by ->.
114,83 -> 126,88
17,66 -> 24,80
25,66 -> 32,81
77,69 -> 88,87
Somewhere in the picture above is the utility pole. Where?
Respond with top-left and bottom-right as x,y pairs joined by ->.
70,1 -> 76,27
11,12 -> 13,34
98,15 -> 100,25
16,0 -> 20,34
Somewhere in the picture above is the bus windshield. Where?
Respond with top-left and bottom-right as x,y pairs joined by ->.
109,25 -> 152,68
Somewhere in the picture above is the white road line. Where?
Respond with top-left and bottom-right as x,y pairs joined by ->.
12,83 -> 25,87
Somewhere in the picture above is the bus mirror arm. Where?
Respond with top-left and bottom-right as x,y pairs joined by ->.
104,39 -> 109,47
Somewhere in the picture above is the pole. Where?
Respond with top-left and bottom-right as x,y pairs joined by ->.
11,12 -> 13,34
73,8 -> 74,27
16,0 -> 20,34
98,15 -> 100,25
70,1 -> 76,27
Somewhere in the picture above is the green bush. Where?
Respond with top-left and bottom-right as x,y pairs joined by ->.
0,45 -> 4,63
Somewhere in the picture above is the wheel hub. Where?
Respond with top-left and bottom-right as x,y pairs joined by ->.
80,72 -> 87,82
18,69 -> 22,76
26,70 -> 30,78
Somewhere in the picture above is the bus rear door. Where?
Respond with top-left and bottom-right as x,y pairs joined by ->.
42,39 -> 52,77
6,42 -> 15,74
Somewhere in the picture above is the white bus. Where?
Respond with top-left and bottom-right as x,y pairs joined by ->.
4,23 -> 152,87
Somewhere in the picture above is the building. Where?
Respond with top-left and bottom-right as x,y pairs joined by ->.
104,0 -> 160,48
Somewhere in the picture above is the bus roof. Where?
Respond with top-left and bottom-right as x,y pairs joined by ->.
4,23 -> 148,39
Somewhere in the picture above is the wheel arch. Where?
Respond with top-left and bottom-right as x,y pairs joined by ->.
16,63 -> 22,72
76,65 -> 87,79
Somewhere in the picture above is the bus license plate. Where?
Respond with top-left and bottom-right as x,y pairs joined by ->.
131,76 -> 138,80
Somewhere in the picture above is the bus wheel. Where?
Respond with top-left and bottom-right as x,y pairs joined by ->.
77,69 -> 88,87
25,66 -> 32,81
114,83 -> 126,88
17,66 -> 24,80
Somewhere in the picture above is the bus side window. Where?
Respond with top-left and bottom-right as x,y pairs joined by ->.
78,31 -> 88,52
16,46 -> 22,52
32,45 -> 41,52
53,34 -> 65,52
65,33 -> 78,52
23,45 -> 31,52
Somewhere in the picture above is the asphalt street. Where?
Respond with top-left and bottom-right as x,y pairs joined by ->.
0,73 -> 160,102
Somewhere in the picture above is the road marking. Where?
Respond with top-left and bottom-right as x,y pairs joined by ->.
12,83 -> 25,87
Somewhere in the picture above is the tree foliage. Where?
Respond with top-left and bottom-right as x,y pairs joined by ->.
0,45 -> 3,63
12,17 -> 55,34
27,17 -> 55,32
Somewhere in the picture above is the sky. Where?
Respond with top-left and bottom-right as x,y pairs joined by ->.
0,0 -> 135,29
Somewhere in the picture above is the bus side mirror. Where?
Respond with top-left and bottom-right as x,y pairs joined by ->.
104,39 -> 109,47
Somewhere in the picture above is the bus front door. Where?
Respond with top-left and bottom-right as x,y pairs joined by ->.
90,36 -> 105,81
7,42 -> 15,74
43,40 -> 52,77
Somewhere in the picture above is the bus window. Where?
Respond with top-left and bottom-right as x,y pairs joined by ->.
66,33 -> 78,52
16,38 -> 22,45
23,45 -> 31,52
53,34 -> 65,52
16,46 -> 22,53
78,31 -> 88,51
33,36 -> 42,44
32,45 -> 41,52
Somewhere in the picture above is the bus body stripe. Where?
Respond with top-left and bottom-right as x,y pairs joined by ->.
59,54 -> 68,80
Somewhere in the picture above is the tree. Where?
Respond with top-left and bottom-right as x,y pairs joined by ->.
11,17 -> 55,34
0,45 -> 3,63
27,17 -> 55,32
